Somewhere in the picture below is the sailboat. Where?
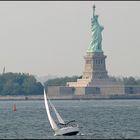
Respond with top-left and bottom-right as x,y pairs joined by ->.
44,89 -> 79,136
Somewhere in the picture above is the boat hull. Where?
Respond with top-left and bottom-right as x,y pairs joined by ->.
54,126 -> 79,136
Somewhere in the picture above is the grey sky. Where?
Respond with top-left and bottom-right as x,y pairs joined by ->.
0,1 -> 140,77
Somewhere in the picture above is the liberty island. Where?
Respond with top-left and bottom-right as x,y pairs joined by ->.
46,5 -> 127,98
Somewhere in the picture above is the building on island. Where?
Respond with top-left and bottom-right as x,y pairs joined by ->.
66,5 -> 125,96
47,5 -> 125,97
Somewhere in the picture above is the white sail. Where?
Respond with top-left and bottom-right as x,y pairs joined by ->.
48,99 -> 65,125
44,89 -> 58,130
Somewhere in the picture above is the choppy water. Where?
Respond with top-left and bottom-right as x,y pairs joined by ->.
0,99 -> 140,139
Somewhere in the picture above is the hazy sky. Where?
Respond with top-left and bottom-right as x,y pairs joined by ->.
0,1 -> 140,77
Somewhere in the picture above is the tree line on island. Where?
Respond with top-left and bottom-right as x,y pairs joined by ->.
0,72 -> 140,95
0,72 -> 43,96
44,76 -> 140,86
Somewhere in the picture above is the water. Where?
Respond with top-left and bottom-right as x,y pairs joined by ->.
0,100 -> 140,139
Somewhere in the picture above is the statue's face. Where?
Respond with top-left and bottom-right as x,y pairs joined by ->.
92,15 -> 98,23
96,15 -> 99,18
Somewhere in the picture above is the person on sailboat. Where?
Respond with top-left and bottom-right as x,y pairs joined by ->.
58,120 -> 77,128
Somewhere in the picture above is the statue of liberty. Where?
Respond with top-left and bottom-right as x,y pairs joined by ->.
87,5 -> 104,53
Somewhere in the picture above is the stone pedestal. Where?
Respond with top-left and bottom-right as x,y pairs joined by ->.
83,52 -> 108,80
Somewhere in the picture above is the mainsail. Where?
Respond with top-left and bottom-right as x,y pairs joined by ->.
44,89 -> 58,130
48,99 -> 65,125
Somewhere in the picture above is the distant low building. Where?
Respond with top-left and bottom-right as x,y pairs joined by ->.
124,85 -> 140,94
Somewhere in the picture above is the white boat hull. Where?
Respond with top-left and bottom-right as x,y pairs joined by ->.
54,126 -> 79,136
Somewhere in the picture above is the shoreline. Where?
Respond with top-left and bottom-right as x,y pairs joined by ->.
1,94 -> 140,100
